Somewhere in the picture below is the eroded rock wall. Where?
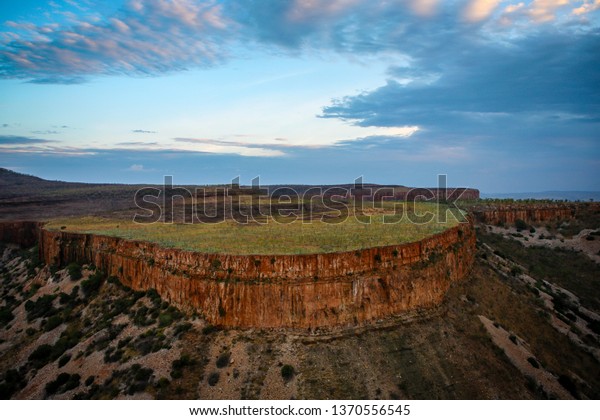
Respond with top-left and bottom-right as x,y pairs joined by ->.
1,220 -> 475,329
471,206 -> 574,226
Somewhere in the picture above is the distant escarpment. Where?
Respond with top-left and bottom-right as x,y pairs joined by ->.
471,205 -> 575,226
1,220 -> 475,329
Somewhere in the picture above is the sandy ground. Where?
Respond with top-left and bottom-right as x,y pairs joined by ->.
486,225 -> 600,263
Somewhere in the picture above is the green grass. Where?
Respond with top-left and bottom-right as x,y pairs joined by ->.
45,203 -> 464,255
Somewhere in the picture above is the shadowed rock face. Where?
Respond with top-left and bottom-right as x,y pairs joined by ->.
0,221 -> 41,248
1,220 -> 475,329
471,206 -> 574,226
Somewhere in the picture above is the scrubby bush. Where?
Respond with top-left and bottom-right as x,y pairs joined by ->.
67,263 -> 82,281
81,272 -> 104,298
0,369 -> 27,399
207,372 -> 220,386
0,306 -> 14,326
527,357 -> 540,369
515,219 -> 528,231
216,352 -> 230,368
25,294 -> 57,321
44,314 -> 63,332
558,375 -> 578,398
29,344 -> 53,366
202,325 -> 219,335
173,322 -> 192,337
58,354 -> 71,368
45,373 -> 80,396
281,364 -> 295,381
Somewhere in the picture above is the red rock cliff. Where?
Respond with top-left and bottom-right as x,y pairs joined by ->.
471,205 -> 574,225
1,220 -> 475,329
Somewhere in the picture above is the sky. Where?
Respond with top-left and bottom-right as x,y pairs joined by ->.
0,0 -> 598,193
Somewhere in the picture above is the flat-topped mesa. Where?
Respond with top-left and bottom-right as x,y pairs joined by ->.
0,220 -> 476,329
470,205 -> 575,226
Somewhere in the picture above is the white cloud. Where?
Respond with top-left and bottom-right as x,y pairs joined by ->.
463,0 -> 505,22
528,0 -> 571,22
572,0 -> 600,15
129,164 -> 145,171
409,0 -> 441,17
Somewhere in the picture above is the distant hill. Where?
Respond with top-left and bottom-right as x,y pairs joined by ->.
481,191 -> 600,201
0,168 -> 59,187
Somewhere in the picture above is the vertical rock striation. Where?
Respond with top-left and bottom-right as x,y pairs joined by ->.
471,205 -> 574,226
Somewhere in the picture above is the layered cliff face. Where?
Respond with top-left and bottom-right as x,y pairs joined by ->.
2,220 -> 475,329
471,206 -> 574,226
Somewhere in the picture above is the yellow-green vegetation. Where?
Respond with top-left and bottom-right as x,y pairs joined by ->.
45,203 -> 464,255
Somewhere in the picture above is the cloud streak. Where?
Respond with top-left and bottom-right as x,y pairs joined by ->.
0,0 -> 230,83
0,135 -> 54,145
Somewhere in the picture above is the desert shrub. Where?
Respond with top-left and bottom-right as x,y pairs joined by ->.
510,266 -> 523,277
134,329 -> 167,356
84,376 -> 95,387
509,335 -> 518,345
207,372 -> 220,386
81,272 -> 104,298
117,337 -> 132,349
588,319 -> 600,335
158,312 -> 173,328
157,377 -> 170,389
281,364 -> 295,381
146,288 -> 161,303
45,373 -> 80,396
0,307 -> 14,326
216,352 -> 230,368
202,325 -> 219,335
45,372 -> 69,395
133,306 -> 153,326
104,346 -> 124,363
527,357 -> 540,369
0,369 -> 27,399
171,354 -> 196,379
529,227 -> 536,233
126,365 -> 153,395
58,354 -> 72,368
515,219 -> 528,232
173,322 -> 192,337
25,294 -> 57,321
46,372 -> 81,395
558,375 -> 579,398
29,344 -> 53,366
67,262 -> 82,281
44,314 -> 63,332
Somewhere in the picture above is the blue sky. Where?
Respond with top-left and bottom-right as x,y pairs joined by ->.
0,0 -> 598,192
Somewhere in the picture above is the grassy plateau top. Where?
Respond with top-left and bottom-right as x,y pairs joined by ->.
45,203 -> 464,255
